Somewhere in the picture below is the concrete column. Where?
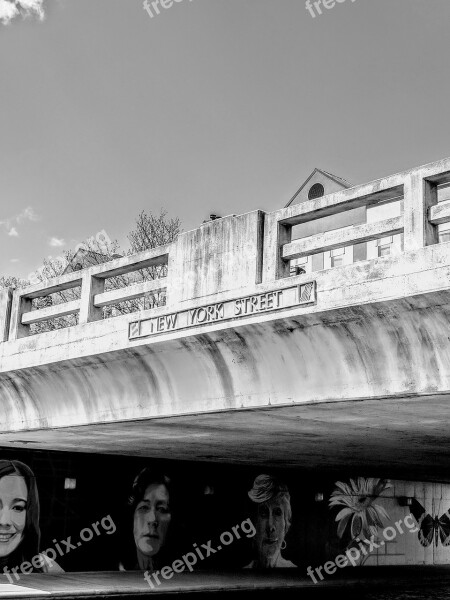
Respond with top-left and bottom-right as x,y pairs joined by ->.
168,211 -> 265,306
79,273 -> 105,324
0,288 -> 13,342
8,292 -> 32,340
262,213 -> 291,283
404,171 -> 439,251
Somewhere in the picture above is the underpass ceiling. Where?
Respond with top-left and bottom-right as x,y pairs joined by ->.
0,395 -> 449,482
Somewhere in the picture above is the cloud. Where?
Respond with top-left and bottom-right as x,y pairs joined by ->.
0,0 -> 45,25
0,205 -> 40,237
17,206 -> 39,223
49,237 -> 65,248
10,258 -> 20,263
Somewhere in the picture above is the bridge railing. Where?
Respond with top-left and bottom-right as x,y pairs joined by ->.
3,158 -> 450,343
262,157 -> 450,282
4,244 -> 172,340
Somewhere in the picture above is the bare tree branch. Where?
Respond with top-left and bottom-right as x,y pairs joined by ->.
1,210 -> 181,333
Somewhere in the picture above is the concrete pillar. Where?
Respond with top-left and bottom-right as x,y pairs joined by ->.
404,171 -> 439,251
262,213 -> 291,283
167,211 -> 265,306
0,288 -> 13,342
79,273 -> 105,324
8,292 -> 32,340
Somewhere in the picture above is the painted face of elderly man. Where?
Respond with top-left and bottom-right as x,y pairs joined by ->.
245,474 -> 296,569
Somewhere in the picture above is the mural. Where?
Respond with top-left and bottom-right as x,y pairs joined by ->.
119,469 -> 173,571
0,460 -> 63,575
409,499 -> 450,547
327,478 -> 450,568
2,450 -> 450,577
328,478 -> 391,566
245,474 -> 296,569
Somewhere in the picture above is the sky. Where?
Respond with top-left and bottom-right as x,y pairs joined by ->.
1,0 -> 450,279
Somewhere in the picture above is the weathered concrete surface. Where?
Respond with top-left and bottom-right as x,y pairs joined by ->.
168,211 -> 265,305
284,215 -> 403,260
3,293 -> 450,432
3,242 -> 450,371
1,396 -> 450,480
0,288 -> 12,342
2,243 -> 450,466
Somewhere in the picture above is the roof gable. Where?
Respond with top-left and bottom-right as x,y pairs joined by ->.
285,168 -> 352,208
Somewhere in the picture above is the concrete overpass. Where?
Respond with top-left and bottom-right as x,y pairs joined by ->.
2,157 -> 450,479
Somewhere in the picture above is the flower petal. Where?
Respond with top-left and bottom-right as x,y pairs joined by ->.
351,514 -> 362,539
337,515 -> 351,539
367,506 -> 384,529
336,507 -> 354,522
373,503 -> 391,522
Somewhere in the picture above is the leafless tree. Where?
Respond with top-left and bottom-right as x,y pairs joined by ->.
0,275 -> 28,289
0,210 -> 181,334
29,236 -> 123,334
126,210 -> 181,311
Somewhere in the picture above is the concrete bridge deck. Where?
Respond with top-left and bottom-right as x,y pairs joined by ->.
2,157 -> 450,478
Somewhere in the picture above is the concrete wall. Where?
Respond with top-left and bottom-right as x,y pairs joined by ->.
360,480 -> 450,566
168,211 -> 265,305
3,253 -> 450,434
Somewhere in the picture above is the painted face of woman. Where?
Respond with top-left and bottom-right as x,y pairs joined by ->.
133,483 -> 171,558
0,475 -> 27,559
254,496 -> 286,567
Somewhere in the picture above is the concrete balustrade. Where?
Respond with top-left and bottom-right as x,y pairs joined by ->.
264,162 -> 450,283
282,215 -> 404,261
2,157 -> 450,344
429,199 -> 450,225
6,244 -> 173,340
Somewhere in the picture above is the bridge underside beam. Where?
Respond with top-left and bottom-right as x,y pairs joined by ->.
2,291 -> 450,431
0,395 -> 449,481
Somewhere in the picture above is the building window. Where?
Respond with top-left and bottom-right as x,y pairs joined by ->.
331,256 -> 344,268
290,265 -> 306,276
290,256 -> 308,276
308,183 -> 325,200
376,236 -> 393,257
378,244 -> 391,257
330,247 -> 345,268
439,226 -> 450,243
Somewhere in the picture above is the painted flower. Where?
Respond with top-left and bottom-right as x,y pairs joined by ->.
329,477 -> 391,541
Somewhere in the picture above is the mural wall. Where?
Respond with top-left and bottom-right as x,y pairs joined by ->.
0,450 -> 449,580
331,479 -> 450,567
